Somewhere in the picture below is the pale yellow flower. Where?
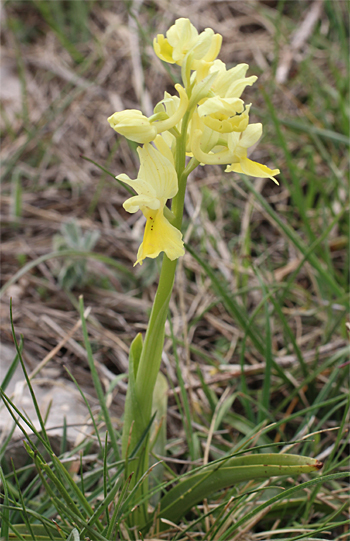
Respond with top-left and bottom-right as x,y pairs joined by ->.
191,122 -> 280,183
153,18 -> 222,70
108,85 -> 188,144
225,124 -> 280,182
197,97 -> 250,133
152,86 -> 186,151
225,158 -> 280,182
153,33 -> 175,64
187,109 -> 220,156
189,60 -> 257,135
153,134 -> 175,165
152,84 -> 188,133
117,144 -> 184,265
153,89 -> 188,154
108,110 -> 157,144
210,60 -> 258,99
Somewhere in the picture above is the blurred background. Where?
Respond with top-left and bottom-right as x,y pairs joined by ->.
1,0 -> 349,470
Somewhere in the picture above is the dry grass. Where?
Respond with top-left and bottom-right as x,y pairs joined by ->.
1,0 -> 348,422
0,1 -> 349,537
0,0 -> 288,398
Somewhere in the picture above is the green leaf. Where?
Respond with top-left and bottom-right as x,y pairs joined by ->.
0,339 -> 22,392
80,155 -> 135,195
121,333 -> 145,459
79,296 -> 120,462
239,177 -> 347,305
0,467 -> 10,540
149,371 -> 168,507
185,243 -> 265,355
131,332 -> 143,379
157,453 -> 322,527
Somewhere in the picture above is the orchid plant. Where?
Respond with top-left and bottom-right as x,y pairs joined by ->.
107,18 -> 321,534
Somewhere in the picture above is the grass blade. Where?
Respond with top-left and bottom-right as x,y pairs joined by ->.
78,296 -> 120,462
185,243 -> 265,355
238,177 -> 347,303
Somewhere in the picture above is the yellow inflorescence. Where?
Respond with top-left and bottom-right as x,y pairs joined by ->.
108,18 -> 280,265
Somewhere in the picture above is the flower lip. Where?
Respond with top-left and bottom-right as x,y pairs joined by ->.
197,97 -> 249,134
226,158 -> 280,184
135,207 -> 184,266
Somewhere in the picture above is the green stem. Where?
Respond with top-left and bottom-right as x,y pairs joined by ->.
132,111 -> 192,417
121,108 -> 193,531
134,255 -> 177,416
123,256 -> 177,530
172,111 -> 191,226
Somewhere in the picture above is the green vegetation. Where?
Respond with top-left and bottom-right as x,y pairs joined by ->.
1,1 -> 349,539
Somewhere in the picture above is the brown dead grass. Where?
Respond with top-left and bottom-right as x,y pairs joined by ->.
0,0 -> 348,443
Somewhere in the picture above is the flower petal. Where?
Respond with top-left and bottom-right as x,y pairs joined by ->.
153,84 -> 188,134
192,131 -> 231,164
135,208 -> 184,265
210,61 -> 257,98
154,134 -> 175,165
116,173 -> 157,198
167,18 -> 198,63
198,97 -> 244,117
239,123 -> 263,148
137,144 -> 178,200
123,195 -> 160,214
226,157 -> 280,184
198,97 -> 248,133
153,34 -> 175,63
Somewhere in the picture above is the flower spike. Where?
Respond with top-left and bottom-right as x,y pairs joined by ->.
109,17 -> 280,266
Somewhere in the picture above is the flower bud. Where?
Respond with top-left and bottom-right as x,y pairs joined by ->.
108,110 -> 157,144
